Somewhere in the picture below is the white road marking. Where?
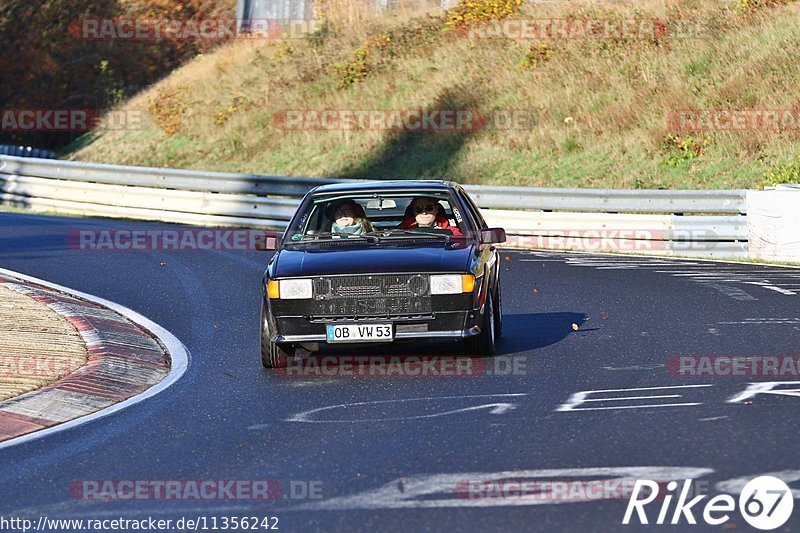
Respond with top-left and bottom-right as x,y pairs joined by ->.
719,318 -> 800,325
742,282 -> 796,295
557,403 -> 703,412
764,285 -> 797,296
653,271 -> 708,275
728,382 -> 800,403
552,254 -> 800,298
717,471 -> 800,499
702,283 -> 757,301
299,467 -> 714,510
0,267 -> 189,451
556,384 -> 713,412
669,273 -> 729,277
519,249 -> 797,270
286,393 -> 527,423
595,266 -> 645,270
581,395 -> 681,402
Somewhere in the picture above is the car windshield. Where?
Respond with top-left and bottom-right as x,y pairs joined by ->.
284,191 -> 469,244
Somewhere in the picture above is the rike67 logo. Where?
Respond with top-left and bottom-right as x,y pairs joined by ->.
624,476 -> 793,530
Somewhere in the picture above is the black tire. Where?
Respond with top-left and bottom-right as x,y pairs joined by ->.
464,292 -> 496,356
493,278 -> 503,339
260,307 -> 293,368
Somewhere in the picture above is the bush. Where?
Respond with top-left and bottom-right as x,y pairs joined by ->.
332,32 -> 392,88
739,0 -> 796,11
306,19 -> 331,48
330,17 -> 446,89
332,55 -> 370,88
518,42 -> 554,70
660,134 -> 709,166
148,85 -> 188,136
383,16 -> 444,57
446,0 -> 523,30
214,96 -> 251,126
761,157 -> 800,188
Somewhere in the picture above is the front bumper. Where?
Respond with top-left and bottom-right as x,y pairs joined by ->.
264,291 -> 483,344
262,274 -> 491,346
274,329 -> 481,343
271,311 -> 482,343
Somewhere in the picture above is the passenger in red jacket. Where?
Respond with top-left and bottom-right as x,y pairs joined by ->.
400,196 -> 463,236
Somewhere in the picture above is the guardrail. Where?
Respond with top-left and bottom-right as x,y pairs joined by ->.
0,155 -> 349,228
0,155 -> 750,258
465,186 -> 746,215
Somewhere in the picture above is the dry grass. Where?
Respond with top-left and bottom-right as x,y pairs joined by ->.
0,285 -> 87,401
318,0 -> 441,34
66,0 -> 800,189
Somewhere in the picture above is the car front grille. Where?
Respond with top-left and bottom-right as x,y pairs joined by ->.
310,313 -> 435,323
311,274 -> 431,316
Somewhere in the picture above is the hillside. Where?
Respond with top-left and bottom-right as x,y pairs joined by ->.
65,0 -> 800,189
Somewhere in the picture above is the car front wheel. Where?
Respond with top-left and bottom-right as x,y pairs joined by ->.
493,280 -> 503,339
260,307 -> 293,368
464,292 -> 496,356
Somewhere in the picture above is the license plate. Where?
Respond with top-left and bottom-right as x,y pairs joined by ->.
326,323 -> 393,343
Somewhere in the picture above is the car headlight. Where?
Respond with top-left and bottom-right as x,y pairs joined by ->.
430,274 -> 475,294
270,278 -> 313,299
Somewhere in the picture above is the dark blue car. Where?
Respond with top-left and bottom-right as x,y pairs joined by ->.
260,180 -> 506,367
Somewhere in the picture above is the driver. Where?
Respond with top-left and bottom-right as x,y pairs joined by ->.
400,196 -> 462,236
330,199 -> 374,236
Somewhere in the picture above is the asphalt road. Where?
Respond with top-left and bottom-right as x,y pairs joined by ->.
1,211 -> 800,532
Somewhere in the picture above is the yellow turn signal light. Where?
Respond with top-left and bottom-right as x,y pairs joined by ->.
461,274 -> 475,293
267,280 -> 280,299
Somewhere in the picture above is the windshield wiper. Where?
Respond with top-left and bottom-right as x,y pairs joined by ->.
286,232 -> 380,245
285,229 -> 454,246
335,233 -> 380,243
379,229 -> 452,240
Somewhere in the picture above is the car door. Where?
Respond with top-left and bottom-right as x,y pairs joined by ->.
455,187 -> 498,308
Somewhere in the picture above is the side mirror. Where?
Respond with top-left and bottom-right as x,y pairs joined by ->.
480,228 -> 506,244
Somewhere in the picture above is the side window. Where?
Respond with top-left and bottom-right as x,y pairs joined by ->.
438,199 -> 460,230
304,203 -> 326,234
459,189 -> 487,230
288,199 -> 313,235
292,199 -> 357,234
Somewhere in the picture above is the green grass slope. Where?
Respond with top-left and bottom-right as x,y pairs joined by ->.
65,0 -> 800,189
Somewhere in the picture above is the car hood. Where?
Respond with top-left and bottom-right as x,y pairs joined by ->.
274,241 -> 474,277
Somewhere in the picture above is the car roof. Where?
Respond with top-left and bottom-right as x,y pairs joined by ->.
310,180 -> 460,195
